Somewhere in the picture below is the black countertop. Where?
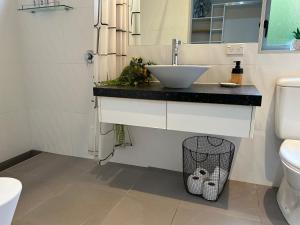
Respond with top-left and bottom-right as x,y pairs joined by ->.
93,83 -> 262,106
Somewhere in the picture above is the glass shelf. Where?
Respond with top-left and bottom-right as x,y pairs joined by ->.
18,4 -> 73,13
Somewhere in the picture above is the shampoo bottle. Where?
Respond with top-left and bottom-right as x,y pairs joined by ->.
230,61 -> 243,85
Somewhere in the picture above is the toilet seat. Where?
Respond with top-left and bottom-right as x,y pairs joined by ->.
0,178 -> 22,207
280,140 -> 300,173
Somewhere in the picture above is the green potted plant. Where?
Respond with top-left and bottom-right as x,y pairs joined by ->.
292,28 -> 300,50
96,57 -> 154,87
95,57 -> 155,147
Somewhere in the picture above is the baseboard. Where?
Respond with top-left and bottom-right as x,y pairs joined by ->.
0,150 -> 42,171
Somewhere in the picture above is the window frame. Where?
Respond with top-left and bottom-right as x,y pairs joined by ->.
258,0 -> 300,53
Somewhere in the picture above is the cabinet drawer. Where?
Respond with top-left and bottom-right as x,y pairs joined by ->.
167,101 -> 254,138
99,97 -> 167,129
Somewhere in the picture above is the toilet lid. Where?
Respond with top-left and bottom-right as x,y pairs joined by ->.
0,178 -> 22,207
280,140 -> 300,170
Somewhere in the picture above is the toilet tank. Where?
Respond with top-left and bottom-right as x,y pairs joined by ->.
276,78 -> 300,139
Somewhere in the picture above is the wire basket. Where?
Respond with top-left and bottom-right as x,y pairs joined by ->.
183,136 -> 235,201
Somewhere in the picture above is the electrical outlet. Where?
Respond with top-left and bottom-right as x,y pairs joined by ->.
226,44 -> 244,55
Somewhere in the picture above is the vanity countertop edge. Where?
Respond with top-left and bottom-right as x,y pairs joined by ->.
93,83 -> 262,107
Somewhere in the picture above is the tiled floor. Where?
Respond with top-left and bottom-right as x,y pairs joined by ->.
0,153 -> 288,225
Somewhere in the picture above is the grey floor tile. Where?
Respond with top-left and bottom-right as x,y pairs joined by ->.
131,167 -> 189,200
4,153 -> 85,186
132,168 -> 261,221
78,162 -> 147,192
262,219 -> 290,225
5,153 -> 68,175
0,170 -> 13,179
256,185 -> 288,225
99,190 -> 179,225
210,181 -> 261,220
171,203 -> 262,225
4,153 -> 287,225
5,155 -> 90,220
13,176 -> 73,220
5,153 -> 144,194
13,183 -> 123,225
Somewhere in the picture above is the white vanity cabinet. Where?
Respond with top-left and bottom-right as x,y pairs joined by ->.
97,97 -> 256,138
166,101 -> 255,138
99,97 -> 167,129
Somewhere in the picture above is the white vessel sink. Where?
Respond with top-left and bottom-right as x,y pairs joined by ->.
146,65 -> 210,88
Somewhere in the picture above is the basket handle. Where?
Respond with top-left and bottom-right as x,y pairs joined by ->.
189,150 -> 209,163
206,136 -> 224,147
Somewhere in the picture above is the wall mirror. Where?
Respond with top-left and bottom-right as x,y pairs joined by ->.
129,0 -> 263,46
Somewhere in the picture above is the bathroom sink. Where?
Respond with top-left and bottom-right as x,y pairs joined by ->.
145,65 -> 210,88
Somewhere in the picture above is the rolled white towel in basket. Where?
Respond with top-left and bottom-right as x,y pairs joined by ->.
210,166 -> 228,192
187,175 -> 203,195
202,180 -> 219,201
187,168 -> 209,195
194,168 -> 210,179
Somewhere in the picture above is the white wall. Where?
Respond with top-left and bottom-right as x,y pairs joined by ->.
17,0 -> 95,158
109,43 -> 300,187
0,0 -> 31,162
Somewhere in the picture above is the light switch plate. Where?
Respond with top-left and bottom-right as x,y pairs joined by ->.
226,44 -> 244,55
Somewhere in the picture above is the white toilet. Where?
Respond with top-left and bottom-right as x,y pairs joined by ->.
276,78 -> 300,225
0,178 -> 22,225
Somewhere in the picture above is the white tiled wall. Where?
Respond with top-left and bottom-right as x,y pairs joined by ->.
0,0 -> 31,162
109,43 -> 300,186
17,0 -> 95,158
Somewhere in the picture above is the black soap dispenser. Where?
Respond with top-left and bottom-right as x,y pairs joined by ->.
230,61 -> 244,85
